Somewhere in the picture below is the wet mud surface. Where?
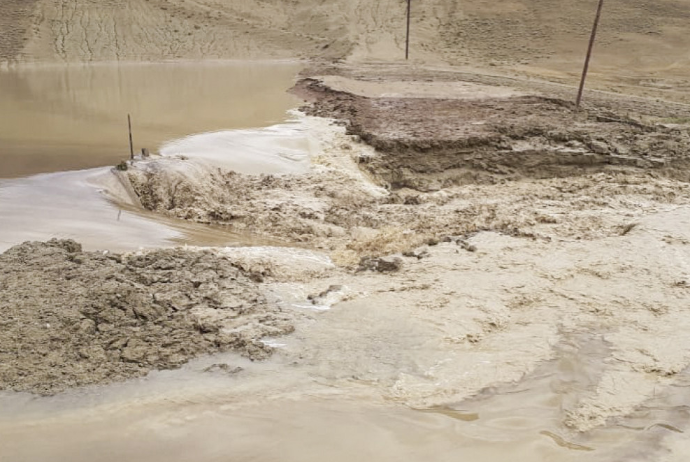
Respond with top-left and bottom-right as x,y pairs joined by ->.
295,77 -> 690,190
99,73 -> 690,441
122,91 -> 690,268
0,239 -> 293,395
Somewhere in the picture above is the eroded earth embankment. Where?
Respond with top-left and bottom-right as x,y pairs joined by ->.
295,78 -> 690,190
123,78 -> 690,264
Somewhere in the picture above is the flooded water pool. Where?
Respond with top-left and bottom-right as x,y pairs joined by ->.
0,61 -> 301,178
0,61 -> 305,251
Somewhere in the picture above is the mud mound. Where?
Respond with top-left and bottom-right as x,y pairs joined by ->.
0,239 -> 293,395
296,78 -> 690,191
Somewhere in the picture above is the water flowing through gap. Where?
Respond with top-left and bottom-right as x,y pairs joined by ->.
0,61 -> 306,251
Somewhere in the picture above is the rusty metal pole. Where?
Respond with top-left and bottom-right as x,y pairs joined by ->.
576,0 -> 605,108
127,113 -> 134,160
405,0 -> 411,60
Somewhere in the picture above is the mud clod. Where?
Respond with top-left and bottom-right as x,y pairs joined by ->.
357,256 -> 403,273
403,247 -> 431,260
203,364 -> 244,374
308,284 -> 344,305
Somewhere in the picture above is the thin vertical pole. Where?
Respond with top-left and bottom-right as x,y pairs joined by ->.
405,0 -> 411,60
127,113 -> 134,160
576,0 -> 605,108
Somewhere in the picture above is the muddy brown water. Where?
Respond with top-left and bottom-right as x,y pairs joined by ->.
2,331 -> 689,461
0,61 -> 304,251
0,62 -> 301,178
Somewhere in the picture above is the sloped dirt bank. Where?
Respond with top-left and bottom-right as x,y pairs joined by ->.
294,78 -> 690,191
0,239 -> 293,395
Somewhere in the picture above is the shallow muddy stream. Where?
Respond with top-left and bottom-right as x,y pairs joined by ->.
3,315 -> 689,461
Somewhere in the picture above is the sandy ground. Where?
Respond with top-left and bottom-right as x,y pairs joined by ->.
3,0 -> 690,101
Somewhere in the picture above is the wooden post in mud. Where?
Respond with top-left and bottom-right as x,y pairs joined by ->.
127,114 -> 134,160
405,0 -> 412,60
576,0 -> 605,108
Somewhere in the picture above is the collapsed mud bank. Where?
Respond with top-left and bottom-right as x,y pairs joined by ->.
120,76 -> 690,259
295,78 -> 690,191
123,106 -> 690,266
0,239 -> 293,395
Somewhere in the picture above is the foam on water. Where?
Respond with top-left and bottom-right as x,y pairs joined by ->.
0,167 -> 180,252
159,118 -> 311,175
0,116 -> 320,252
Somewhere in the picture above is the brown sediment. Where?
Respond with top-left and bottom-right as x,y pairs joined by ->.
294,77 -> 690,191
0,239 -> 293,395
125,148 -> 690,261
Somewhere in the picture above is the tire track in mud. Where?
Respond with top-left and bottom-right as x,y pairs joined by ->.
0,0 -> 41,62
8,0 -> 441,62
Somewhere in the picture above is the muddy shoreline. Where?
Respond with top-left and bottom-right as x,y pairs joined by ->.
121,75 -> 690,257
